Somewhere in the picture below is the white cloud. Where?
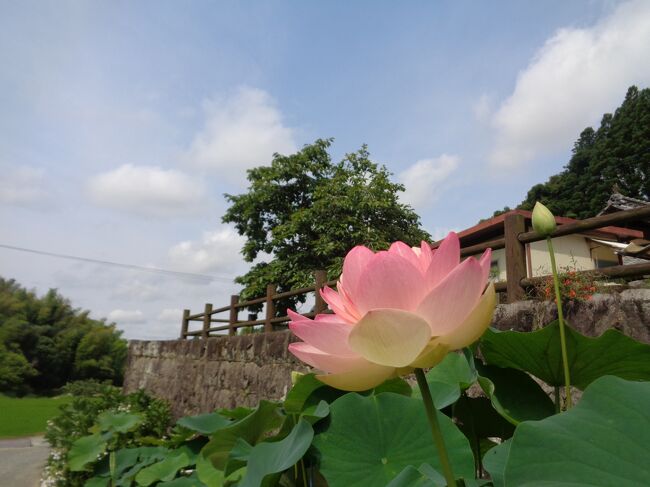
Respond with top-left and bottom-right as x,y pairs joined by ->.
489,0 -> 650,168
107,309 -> 146,324
0,165 -> 48,207
87,164 -> 206,217
157,308 -> 183,323
398,155 -> 460,210
184,87 -> 297,181
473,94 -> 494,123
111,278 -> 165,302
168,227 -> 246,275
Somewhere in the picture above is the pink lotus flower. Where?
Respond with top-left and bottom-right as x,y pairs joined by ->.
288,233 -> 496,391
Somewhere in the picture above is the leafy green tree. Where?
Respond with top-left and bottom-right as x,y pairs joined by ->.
0,278 -> 127,394
74,327 -> 128,383
223,139 -> 430,311
495,86 -> 649,219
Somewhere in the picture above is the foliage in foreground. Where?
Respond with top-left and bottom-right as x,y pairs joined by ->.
222,139 -> 431,312
44,380 -> 172,487
0,277 -> 128,394
530,261 -> 601,302
53,321 -> 650,486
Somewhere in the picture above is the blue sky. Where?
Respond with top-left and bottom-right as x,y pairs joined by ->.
2,0 -> 649,339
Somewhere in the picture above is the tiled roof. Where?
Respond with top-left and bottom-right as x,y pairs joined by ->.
431,208 -> 643,248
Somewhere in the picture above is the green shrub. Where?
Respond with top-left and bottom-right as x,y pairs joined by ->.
44,380 -> 172,487
0,344 -> 37,393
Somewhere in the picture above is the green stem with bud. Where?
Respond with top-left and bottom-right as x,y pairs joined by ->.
546,236 -> 573,409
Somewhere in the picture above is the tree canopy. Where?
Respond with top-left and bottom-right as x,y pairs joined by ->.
493,85 -> 649,219
0,278 -> 127,394
223,139 -> 430,310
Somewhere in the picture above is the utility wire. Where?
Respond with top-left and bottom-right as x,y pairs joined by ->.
0,243 -> 235,283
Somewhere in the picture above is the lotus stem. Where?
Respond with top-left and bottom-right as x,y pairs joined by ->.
415,368 -> 456,486
546,236 -> 572,409
300,458 -> 307,487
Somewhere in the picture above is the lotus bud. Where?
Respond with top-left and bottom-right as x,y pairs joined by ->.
532,202 -> 557,236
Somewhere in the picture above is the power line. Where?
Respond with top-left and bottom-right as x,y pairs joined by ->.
0,243 -> 235,283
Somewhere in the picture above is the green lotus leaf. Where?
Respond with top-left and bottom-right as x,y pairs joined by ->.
503,376 -> 650,486
480,321 -> 650,389
313,392 -> 474,487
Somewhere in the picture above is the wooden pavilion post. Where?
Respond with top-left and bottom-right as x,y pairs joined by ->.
264,284 -> 276,333
504,213 -> 527,303
313,270 -> 327,314
180,309 -> 190,339
228,295 -> 239,336
201,303 -> 212,340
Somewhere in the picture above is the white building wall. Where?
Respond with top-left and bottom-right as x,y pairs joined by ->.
480,234 -> 622,281
490,248 -> 507,281
487,234 -> 622,280
528,235 -> 595,277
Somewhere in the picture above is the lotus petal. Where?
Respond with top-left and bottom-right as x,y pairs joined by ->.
288,343 -> 364,374
388,242 -> 422,273
478,248 -> 493,286
416,241 -> 433,273
348,309 -> 431,367
289,318 -> 356,357
438,284 -> 496,350
353,252 -> 425,314
320,286 -> 359,323
336,282 -> 362,319
288,308 -> 347,325
341,246 -> 375,297
316,362 -> 396,391
416,257 -> 484,335
426,232 -> 460,289
409,342 -> 449,368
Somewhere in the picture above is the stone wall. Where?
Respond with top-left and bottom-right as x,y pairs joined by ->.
492,289 -> 650,343
123,289 -> 650,418
123,331 -> 309,418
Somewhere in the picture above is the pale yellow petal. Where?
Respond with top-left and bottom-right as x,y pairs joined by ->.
348,309 -> 432,367
409,341 -> 449,368
438,284 -> 496,350
316,362 -> 396,391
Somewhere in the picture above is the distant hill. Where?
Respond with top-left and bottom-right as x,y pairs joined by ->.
492,85 -> 650,220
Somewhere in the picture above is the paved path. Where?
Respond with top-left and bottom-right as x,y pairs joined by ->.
0,436 -> 49,487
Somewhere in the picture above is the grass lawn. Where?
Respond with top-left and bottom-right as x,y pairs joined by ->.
0,394 -> 72,438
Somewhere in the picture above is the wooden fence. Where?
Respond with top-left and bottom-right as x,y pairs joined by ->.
180,206 -> 650,339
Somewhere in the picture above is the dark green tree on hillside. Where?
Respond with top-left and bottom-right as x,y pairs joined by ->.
0,278 -> 127,394
494,86 -> 649,219
223,139 -> 430,310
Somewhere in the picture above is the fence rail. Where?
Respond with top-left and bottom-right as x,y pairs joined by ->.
180,206 -> 650,339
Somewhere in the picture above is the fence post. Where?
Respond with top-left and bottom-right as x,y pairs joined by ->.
201,303 -> 212,340
264,284 -> 276,333
180,309 -> 190,339
504,213 -> 527,303
229,295 -> 239,336
314,270 -> 327,314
